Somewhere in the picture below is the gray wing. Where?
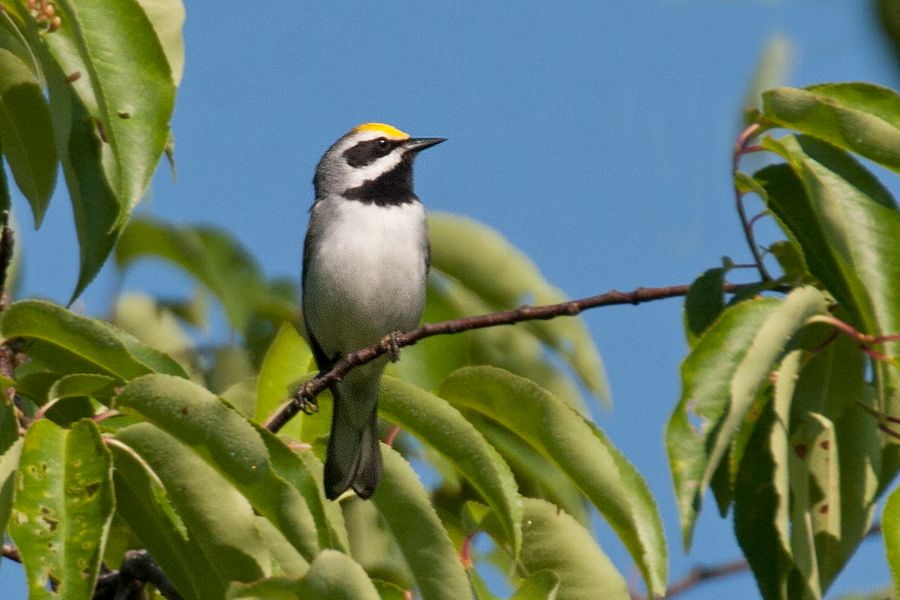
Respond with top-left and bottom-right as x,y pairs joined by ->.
301,202 -> 336,372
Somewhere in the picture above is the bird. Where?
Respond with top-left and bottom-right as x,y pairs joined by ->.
302,123 -> 445,500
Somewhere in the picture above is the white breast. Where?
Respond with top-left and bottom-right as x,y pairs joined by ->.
303,197 -> 429,356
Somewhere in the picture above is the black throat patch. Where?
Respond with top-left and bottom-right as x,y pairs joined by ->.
344,159 -> 418,206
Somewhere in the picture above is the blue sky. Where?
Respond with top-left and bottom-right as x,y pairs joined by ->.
3,1 -> 899,598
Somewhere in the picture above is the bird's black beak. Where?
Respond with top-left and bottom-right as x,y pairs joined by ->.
403,137 -> 447,153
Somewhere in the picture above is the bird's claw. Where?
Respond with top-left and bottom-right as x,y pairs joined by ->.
382,331 -> 402,362
293,381 -> 319,415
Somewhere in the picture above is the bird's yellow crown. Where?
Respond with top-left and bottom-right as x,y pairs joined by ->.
353,122 -> 410,140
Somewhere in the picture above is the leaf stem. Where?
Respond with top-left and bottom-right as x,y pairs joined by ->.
733,123 -> 773,283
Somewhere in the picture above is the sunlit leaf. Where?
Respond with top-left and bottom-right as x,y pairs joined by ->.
758,135 -> 900,420
428,277 -> 586,413
439,367 -> 666,597
115,217 -> 268,331
116,374 -> 322,560
518,498 -> 628,600
43,58 -> 122,301
226,550 -> 380,600
884,483 -> 900,595
372,445 -> 473,600
473,417 -> 589,527
0,436 -> 23,538
53,0 -> 175,214
734,351 -> 802,600
135,0 -> 185,86
342,496 -> 412,588
115,424 -> 281,592
8,420 -> 113,599
761,84 -> 900,172
667,287 -> 830,548
428,213 -> 609,403
380,376 -> 522,554
741,34 -> 792,125
0,48 -> 57,224
510,570 -> 560,600
109,437 -> 224,599
0,300 -> 187,380
255,322 -> 314,439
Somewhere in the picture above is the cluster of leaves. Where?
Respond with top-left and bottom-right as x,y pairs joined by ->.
0,0 -> 182,301
0,210 -> 669,599
667,82 -> 900,599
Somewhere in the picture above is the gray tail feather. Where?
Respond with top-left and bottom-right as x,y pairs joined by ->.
323,386 -> 382,500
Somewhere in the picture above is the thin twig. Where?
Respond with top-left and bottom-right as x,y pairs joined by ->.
806,315 -> 899,366
629,522 -> 883,599
264,282 -> 748,432
733,123 -> 773,283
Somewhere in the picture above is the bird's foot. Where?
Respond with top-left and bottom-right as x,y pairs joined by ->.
293,380 -> 319,415
382,331 -> 402,362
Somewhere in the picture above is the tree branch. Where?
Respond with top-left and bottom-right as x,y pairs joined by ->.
264,282 -> 746,432
629,522 -> 883,599
732,123 -> 773,283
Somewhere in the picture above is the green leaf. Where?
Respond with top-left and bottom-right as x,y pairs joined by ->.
135,0 -> 185,86
226,550 -> 381,600
761,84 -> 900,172
741,34 -> 792,125
53,0 -> 176,214
372,579 -> 411,600
47,373 -> 117,403
109,436 -> 224,599
473,417 -> 589,527
114,423 -> 280,592
667,287 -> 830,549
734,351 -> 801,600
427,276 -> 586,413
257,427 -> 349,553
116,374 -> 323,561
684,267 -> 726,348
42,57 -> 122,301
379,376 -> 522,554
759,135 -> 900,418
884,483 -> 900,595
518,498 -> 628,600
115,217 -> 268,331
255,322 -> 314,438
113,292 -> 195,370
40,373 -> 113,426
0,48 -> 57,224
428,213 -> 609,403
769,240 -> 811,285
878,0 -> 900,70
789,331 -> 876,591
342,496 -> 412,588
439,367 -> 666,598
372,445 -> 473,600
0,436 -> 23,538
8,419 -> 113,599
0,300 -> 187,380
510,570 -> 561,600
385,279 -> 473,392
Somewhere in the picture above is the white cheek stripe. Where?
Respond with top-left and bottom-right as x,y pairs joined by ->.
343,152 -> 404,189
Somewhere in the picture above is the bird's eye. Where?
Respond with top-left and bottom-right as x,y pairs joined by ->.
376,138 -> 390,152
